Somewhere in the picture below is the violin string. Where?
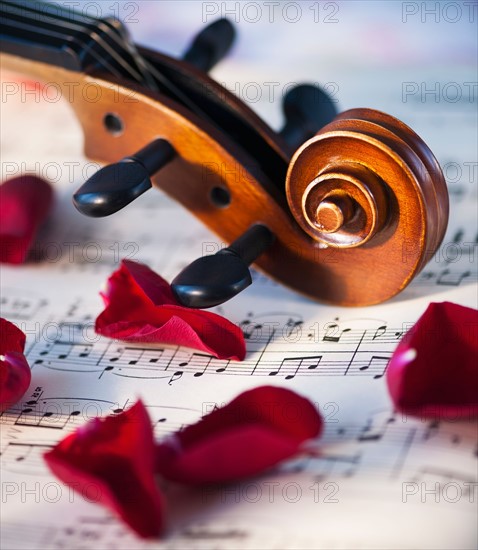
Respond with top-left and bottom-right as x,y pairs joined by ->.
88,9 -> 218,123
0,16 -> 125,81
103,17 -> 159,92
140,57 -> 218,125
1,1 -> 145,84
2,1 -> 231,156
2,0 -> 215,123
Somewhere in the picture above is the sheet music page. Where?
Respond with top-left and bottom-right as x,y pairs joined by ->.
1,1 -> 476,549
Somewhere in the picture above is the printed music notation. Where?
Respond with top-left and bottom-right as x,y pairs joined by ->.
0,517 -> 260,550
24,318 -> 404,383
408,226 -> 478,289
414,268 -> 476,288
0,291 -> 48,320
1,393 -> 202,440
2,401 -> 476,550
1,442 -> 53,475
283,410 -> 478,482
1,392 -> 204,478
2,398 -> 476,487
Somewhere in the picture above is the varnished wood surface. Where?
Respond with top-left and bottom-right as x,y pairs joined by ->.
0,52 -> 449,306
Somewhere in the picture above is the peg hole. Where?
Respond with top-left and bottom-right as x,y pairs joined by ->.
103,113 -> 124,136
210,186 -> 231,208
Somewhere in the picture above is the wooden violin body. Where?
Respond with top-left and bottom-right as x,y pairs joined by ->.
0,1 -> 449,306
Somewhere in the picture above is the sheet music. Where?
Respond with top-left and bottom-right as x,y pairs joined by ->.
1,1 -> 477,549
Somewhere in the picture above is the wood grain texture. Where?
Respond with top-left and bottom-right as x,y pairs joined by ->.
0,53 -> 449,306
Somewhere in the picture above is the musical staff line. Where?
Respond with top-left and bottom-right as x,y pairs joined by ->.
29,346 -> 395,380
23,321 -> 408,382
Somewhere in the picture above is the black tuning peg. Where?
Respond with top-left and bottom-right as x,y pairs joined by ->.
183,18 -> 236,72
171,224 -> 275,308
279,84 -> 338,151
73,139 -> 175,217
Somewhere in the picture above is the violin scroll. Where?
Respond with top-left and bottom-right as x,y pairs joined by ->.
286,108 -> 448,269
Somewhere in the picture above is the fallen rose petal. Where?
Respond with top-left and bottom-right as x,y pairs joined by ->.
44,400 -> 164,538
387,302 -> 478,420
0,318 -> 31,412
155,386 -> 322,484
0,175 -> 54,264
96,260 -> 246,360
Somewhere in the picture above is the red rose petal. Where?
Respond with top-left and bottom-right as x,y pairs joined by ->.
44,400 -> 164,538
155,386 -> 322,484
0,317 -> 26,354
0,318 -> 31,412
96,260 -> 246,360
387,302 -> 478,419
0,175 -> 54,264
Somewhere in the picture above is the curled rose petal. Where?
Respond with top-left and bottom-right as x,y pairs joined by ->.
0,175 -> 54,264
0,318 -> 31,412
387,302 -> 478,420
44,400 -> 164,538
155,386 -> 322,484
95,260 -> 246,360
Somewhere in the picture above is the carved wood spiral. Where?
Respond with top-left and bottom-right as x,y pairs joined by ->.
286,108 -> 449,289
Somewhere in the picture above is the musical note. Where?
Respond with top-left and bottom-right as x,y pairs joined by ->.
169,371 -> 183,385
437,269 -> 471,286
269,355 -> 323,379
422,419 -> 440,441
357,411 -> 395,442
0,291 -> 48,320
372,325 -> 387,340
1,442 -> 53,473
240,318 -> 264,341
283,318 -> 303,339
191,354 -> 213,377
358,355 -> 391,379
214,360 -> 229,374
309,452 -> 362,480
240,312 -> 303,348
453,228 -> 464,243
323,323 -> 351,343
